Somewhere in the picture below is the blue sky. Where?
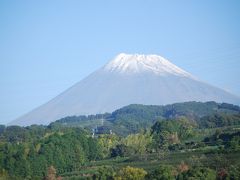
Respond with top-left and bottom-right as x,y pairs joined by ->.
0,0 -> 240,124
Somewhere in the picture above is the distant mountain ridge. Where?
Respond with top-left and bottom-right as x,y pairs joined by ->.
50,101 -> 240,136
10,54 -> 240,126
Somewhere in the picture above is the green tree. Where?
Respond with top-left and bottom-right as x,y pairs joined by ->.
123,131 -> 152,154
227,165 -> 240,180
115,166 -> 147,180
147,165 -> 175,180
177,167 -> 216,180
0,125 -> 5,136
98,134 -> 119,158
93,166 -> 115,180
110,144 -> 134,157
225,136 -> 240,150
151,118 -> 195,151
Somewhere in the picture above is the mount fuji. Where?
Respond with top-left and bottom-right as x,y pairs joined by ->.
10,53 -> 240,126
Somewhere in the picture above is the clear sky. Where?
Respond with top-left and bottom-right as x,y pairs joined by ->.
0,0 -> 240,124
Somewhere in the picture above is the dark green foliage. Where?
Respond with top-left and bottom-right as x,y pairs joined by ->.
1,101 -> 240,179
0,127 -> 102,178
162,101 -> 219,118
92,166 -> 115,180
110,102 -> 220,134
54,113 -> 112,124
0,124 -> 49,143
0,126 -> 29,143
110,144 -> 134,157
49,113 -> 111,130
177,167 -> 216,180
0,125 -> 5,136
199,113 -> 240,128
225,136 -> 240,150
151,118 -> 195,150
146,165 -> 175,180
227,165 -> 240,179
204,130 -> 240,150
50,101 -> 240,136
218,103 -> 240,112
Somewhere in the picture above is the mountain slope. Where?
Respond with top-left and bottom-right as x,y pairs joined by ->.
10,53 -> 240,126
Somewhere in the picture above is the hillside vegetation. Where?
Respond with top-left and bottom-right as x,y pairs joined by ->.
0,101 -> 240,179
51,101 -> 240,135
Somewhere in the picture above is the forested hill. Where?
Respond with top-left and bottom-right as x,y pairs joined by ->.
1,101 -> 240,179
50,101 -> 240,135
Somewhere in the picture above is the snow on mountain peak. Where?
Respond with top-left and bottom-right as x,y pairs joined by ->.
10,53 -> 240,126
103,53 -> 193,77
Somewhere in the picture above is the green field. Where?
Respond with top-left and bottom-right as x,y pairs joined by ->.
60,150 -> 240,179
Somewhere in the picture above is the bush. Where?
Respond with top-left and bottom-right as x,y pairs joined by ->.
115,166 -> 147,180
177,167 -> 216,180
110,144 -> 134,157
227,165 -> 240,180
92,166 -> 115,180
146,165 -> 175,180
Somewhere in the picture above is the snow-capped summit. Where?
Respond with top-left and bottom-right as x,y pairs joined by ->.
10,53 -> 240,126
104,53 -> 192,78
